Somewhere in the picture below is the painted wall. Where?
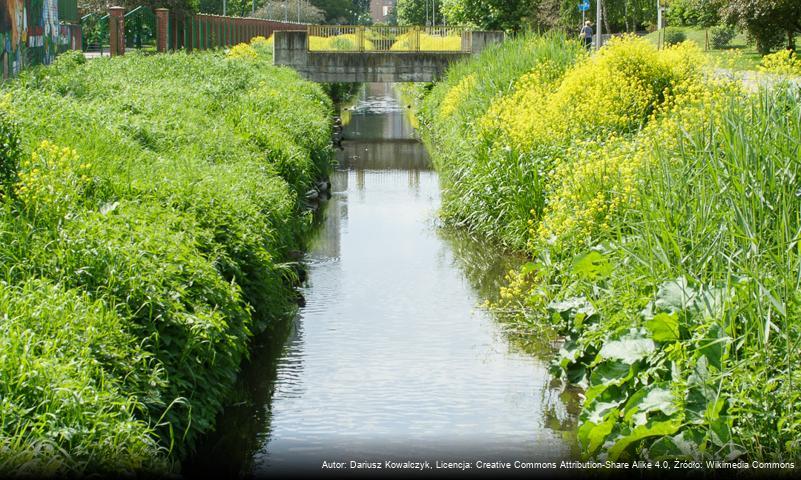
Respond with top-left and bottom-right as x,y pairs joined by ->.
1,0 -> 79,77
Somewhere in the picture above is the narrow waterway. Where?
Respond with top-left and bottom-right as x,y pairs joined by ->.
187,84 -> 576,477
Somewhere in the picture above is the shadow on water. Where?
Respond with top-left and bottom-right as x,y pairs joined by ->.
185,84 -> 578,478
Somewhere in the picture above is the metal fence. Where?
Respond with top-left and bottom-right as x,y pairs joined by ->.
307,25 -> 471,53
82,7 -> 156,55
81,13 -> 109,55
125,6 -> 156,50
165,14 -> 306,52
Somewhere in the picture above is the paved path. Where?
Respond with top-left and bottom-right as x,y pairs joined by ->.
83,51 -> 108,60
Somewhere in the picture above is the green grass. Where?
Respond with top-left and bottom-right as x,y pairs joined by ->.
643,26 -> 798,71
0,46 -> 332,475
644,27 -> 760,69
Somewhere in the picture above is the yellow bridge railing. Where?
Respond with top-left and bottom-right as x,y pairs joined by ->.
307,25 -> 471,53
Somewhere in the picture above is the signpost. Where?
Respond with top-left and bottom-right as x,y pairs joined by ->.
578,0 -> 590,26
595,0 -> 602,50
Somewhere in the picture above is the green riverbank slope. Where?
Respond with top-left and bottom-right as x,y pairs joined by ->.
411,33 -> 801,462
0,39 -> 332,475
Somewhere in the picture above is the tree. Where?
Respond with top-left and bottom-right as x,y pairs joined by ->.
79,0 -> 199,15
395,0 -> 444,25
550,0 -> 656,34
666,0 -> 721,28
309,0 -> 367,23
254,0 -> 325,22
723,0 -> 801,52
440,0 -> 538,32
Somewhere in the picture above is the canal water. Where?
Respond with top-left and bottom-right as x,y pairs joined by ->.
187,84 -> 576,476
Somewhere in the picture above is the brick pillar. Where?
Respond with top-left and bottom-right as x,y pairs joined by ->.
109,6 -> 125,56
155,8 -> 169,52
73,24 -> 82,51
186,16 -> 193,52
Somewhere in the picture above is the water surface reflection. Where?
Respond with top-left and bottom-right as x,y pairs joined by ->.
186,84 -> 576,477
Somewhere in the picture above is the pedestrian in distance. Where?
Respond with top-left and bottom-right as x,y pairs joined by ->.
580,21 -> 593,50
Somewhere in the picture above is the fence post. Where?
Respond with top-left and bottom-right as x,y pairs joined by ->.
109,6 -> 125,56
73,24 -> 83,51
155,8 -> 169,52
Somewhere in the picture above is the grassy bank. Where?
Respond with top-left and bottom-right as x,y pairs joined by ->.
414,34 -> 800,461
0,39 -> 332,475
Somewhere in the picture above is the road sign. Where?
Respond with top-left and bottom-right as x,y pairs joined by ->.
579,0 -> 590,12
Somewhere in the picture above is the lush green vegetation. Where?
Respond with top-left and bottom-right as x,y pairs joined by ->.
413,33 -> 801,461
0,41 -> 332,475
644,27 -> 763,71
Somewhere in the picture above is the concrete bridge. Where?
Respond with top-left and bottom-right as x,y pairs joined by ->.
274,27 -> 504,83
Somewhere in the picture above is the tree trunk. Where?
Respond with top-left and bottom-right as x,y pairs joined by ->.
789,30 -> 797,51
624,0 -> 630,32
602,0 -> 611,38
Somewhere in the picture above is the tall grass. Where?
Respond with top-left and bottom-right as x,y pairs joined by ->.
415,33 -> 801,461
0,42 -> 332,475
624,87 -> 801,459
415,32 -> 585,249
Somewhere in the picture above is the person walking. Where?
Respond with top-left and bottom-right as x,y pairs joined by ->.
580,21 -> 593,50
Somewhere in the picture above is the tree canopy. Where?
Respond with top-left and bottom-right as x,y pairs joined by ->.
723,0 -> 801,52
254,0 -> 325,22
395,0 -> 444,26
440,0 -> 538,32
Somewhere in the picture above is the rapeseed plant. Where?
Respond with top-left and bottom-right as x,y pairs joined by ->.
414,32 -> 800,462
759,50 -> 801,76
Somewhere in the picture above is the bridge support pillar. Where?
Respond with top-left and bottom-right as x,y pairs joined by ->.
274,30 -> 309,72
470,31 -> 506,55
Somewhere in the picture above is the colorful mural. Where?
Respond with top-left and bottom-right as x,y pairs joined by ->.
1,0 -> 78,77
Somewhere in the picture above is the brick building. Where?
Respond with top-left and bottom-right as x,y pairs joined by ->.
370,0 -> 396,23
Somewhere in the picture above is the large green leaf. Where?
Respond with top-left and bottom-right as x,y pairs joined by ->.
607,417 -> 683,461
548,296 -> 596,327
698,323 -> 729,370
645,312 -> 680,342
585,360 -> 637,405
646,430 -> 702,460
685,356 -> 723,424
647,278 -> 729,324
654,277 -> 696,313
578,408 -> 620,457
622,384 -> 679,426
598,334 -> 655,364
572,250 -> 612,281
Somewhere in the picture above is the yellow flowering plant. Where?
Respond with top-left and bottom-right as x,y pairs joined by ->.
759,50 -> 801,76
438,74 -> 476,119
226,42 -> 258,60
15,141 -> 92,220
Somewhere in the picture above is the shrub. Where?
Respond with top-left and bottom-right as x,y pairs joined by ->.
0,108 -> 21,194
226,42 -> 258,59
0,37 -> 332,474
419,35 -> 704,250
14,141 -> 91,222
52,49 -> 87,68
417,32 -> 585,249
747,28 -> 786,55
759,49 -> 801,76
663,27 -> 687,45
710,25 -> 736,49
